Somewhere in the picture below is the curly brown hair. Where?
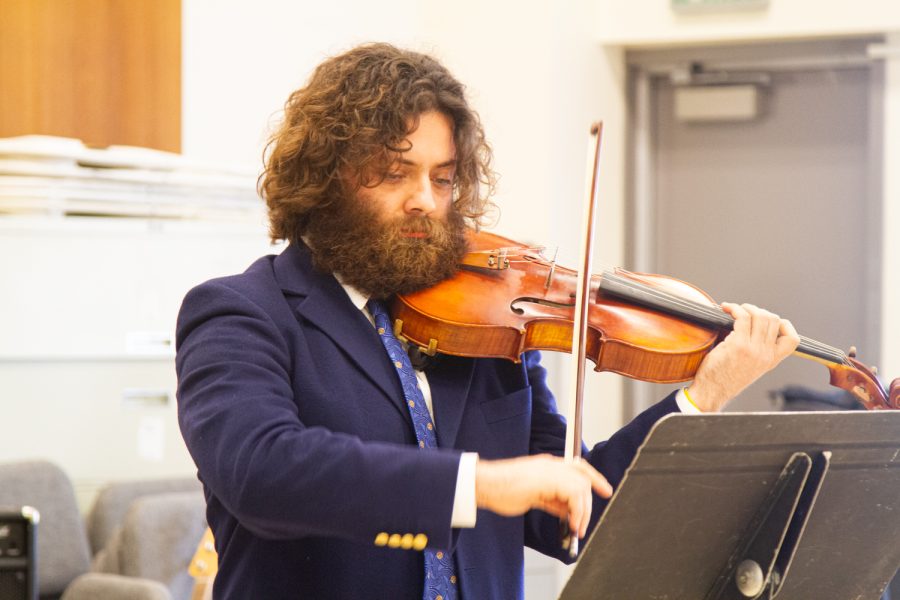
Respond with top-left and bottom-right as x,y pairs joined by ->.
260,43 -> 497,244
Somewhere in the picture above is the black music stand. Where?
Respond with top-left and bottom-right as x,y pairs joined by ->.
0,506 -> 38,600
559,411 -> 900,600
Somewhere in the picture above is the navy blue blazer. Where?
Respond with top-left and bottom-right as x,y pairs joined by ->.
176,242 -> 678,599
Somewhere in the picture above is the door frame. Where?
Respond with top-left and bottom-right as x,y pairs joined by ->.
623,37 -> 885,416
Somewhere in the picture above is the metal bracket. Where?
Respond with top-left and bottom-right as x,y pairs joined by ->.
421,338 -> 438,357
393,319 -> 408,343
706,451 -> 830,600
394,319 -> 438,357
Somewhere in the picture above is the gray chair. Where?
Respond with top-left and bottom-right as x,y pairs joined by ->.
90,491 -> 207,600
0,460 -> 92,599
61,574 -> 170,600
0,461 -> 203,600
86,477 -> 202,555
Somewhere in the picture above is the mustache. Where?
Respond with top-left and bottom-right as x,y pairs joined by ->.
386,215 -> 452,241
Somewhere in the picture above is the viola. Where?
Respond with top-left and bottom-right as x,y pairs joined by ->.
391,229 -> 899,411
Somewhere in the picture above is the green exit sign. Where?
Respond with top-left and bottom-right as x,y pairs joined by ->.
672,0 -> 769,12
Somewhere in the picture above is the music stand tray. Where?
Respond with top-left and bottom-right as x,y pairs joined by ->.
559,411 -> 900,600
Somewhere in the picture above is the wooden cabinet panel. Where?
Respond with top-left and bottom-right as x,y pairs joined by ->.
0,0 -> 181,152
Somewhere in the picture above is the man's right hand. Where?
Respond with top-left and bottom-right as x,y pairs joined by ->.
474,455 -> 612,539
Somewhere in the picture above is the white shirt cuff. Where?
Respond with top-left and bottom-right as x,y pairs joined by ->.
676,388 -> 702,414
450,452 -> 478,528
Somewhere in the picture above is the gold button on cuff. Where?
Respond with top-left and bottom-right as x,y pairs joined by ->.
418,441 -> 425,448
437,595 -> 443,600
408,400 -> 415,408
374,532 -> 389,546
388,534 -> 401,548
395,360 -> 403,368
450,575 -> 457,584
378,327 -> 385,334
436,551 -> 444,560
400,533 -> 414,549
412,534 -> 428,551
426,423 -> 433,430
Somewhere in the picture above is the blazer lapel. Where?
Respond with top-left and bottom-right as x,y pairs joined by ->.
273,244 -> 409,421
429,356 -> 475,450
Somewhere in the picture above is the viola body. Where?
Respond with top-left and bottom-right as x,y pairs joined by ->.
391,230 -> 899,410
393,230 -> 720,383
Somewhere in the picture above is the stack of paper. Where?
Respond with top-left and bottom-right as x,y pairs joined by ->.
0,136 -> 263,220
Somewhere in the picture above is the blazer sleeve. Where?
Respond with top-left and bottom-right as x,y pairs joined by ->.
176,280 -> 462,549
520,351 -> 680,562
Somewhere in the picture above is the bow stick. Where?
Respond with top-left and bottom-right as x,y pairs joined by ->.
561,122 -> 604,558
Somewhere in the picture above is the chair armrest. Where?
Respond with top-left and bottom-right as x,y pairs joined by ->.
60,572 -> 171,600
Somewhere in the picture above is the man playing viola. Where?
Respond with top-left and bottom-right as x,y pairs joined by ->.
175,43 -> 800,600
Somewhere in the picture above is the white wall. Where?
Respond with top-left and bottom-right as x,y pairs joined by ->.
0,216 -> 277,509
596,0 -> 900,46
182,0 -> 424,167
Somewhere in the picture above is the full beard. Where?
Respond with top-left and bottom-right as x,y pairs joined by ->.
304,195 -> 470,300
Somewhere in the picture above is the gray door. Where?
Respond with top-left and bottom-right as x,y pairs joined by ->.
628,41 -> 883,413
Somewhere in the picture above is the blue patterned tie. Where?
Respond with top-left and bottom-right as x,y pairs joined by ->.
367,299 -> 459,600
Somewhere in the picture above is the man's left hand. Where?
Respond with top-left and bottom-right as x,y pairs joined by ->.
686,302 -> 800,412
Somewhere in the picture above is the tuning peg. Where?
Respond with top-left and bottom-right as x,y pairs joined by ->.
848,346 -> 858,358
872,366 -> 878,375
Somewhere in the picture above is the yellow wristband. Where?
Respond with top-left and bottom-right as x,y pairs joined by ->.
682,387 -> 700,411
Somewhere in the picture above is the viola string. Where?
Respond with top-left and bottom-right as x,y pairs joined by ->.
461,252 -> 851,366
628,275 -> 849,365
606,273 -> 840,358
601,271 -> 850,366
